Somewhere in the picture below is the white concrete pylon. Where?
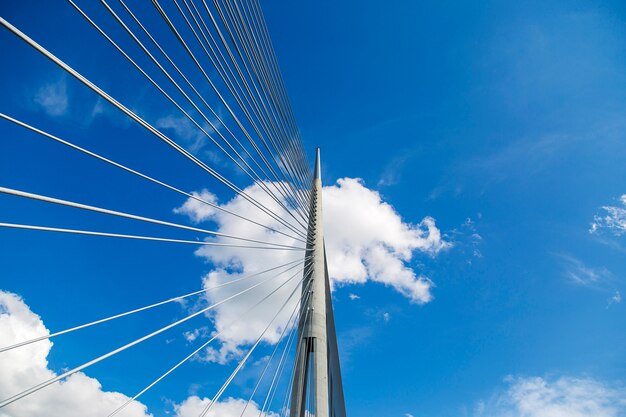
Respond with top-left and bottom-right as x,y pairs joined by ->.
289,148 -> 346,417
289,148 -> 329,417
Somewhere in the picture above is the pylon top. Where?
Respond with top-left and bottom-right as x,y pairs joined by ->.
314,148 -> 321,180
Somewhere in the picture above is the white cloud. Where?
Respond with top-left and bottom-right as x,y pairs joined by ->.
475,375 -> 626,417
591,195 -> 626,236
348,293 -> 360,300
0,290 -> 284,416
34,78 -> 68,116
173,396 -> 278,417
173,177 -> 449,363
174,189 -> 220,223
323,178 -> 450,299
0,290 -> 151,417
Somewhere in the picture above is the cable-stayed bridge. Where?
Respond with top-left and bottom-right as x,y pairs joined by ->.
0,1 -> 346,416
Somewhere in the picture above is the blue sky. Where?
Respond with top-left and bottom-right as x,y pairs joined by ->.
1,1 -> 626,417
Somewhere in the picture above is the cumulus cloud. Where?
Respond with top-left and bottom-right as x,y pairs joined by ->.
0,291 -> 287,416
173,396 -> 278,417
323,178 -> 450,298
590,195 -> 626,236
475,375 -> 626,417
174,189 -> 220,223
34,77 -> 68,116
174,177 -> 449,363
0,290 -> 151,417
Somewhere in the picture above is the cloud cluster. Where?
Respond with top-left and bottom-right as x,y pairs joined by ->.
475,375 -> 626,417
176,184 -> 310,364
174,177 -> 449,362
591,195 -> 626,236
323,178 -> 450,299
173,396 -> 277,417
0,291 -> 151,417
0,291 -> 293,416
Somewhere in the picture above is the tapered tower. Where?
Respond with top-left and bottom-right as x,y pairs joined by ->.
290,149 -> 346,417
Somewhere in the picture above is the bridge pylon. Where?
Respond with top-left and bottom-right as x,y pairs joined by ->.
289,149 -> 346,417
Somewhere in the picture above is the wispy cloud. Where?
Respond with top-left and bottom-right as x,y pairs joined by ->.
445,215 -> 485,266
557,254 -> 623,307
428,120 -> 584,198
337,325 -> 374,368
377,148 -> 420,187
34,77 -> 68,116
474,134 -> 568,184
607,290 -> 622,308
156,114 -> 215,154
591,195 -> 626,236
558,254 -> 611,288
